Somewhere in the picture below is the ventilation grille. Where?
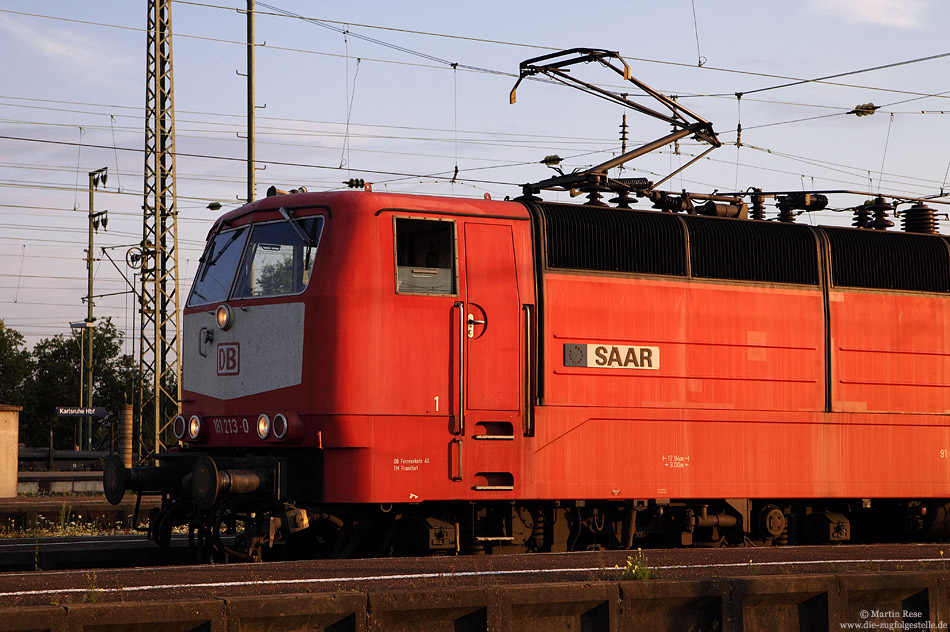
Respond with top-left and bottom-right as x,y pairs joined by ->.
825,227 -> 950,292
537,202 -> 949,292
683,215 -> 819,284
539,203 -> 687,276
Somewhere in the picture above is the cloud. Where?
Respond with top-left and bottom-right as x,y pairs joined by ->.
806,0 -> 932,28
0,14 -> 134,84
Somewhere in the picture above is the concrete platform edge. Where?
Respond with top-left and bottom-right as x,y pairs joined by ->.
1,571 -> 949,631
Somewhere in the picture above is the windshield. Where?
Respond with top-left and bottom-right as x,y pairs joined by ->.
187,215 -> 324,307
188,226 -> 249,306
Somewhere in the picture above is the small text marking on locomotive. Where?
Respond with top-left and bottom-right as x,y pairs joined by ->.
563,343 -> 659,370
210,417 -> 250,435
393,457 -> 430,472
663,454 -> 691,469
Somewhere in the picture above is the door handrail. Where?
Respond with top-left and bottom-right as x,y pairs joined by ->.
523,304 -> 534,436
453,301 -> 465,435
451,438 -> 463,481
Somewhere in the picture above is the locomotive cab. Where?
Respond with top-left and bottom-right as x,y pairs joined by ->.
105,189 -> 539,558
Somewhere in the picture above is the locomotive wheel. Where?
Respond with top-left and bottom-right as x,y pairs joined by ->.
758,504 -> 788,542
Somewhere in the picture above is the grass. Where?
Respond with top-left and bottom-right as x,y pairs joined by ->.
18,490 -> 103,498
0,519 -> 139,538
0,500 -> 142,539
83,572 -> 101,603
620,548 -> 660,580
57,502 -> 71,531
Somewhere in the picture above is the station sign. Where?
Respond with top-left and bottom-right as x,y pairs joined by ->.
55,407 -> 108,418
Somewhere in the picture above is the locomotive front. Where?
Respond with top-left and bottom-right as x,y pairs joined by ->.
104,192 -> 331,558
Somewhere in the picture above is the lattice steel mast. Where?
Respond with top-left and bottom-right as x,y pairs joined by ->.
140,0 -> 181,458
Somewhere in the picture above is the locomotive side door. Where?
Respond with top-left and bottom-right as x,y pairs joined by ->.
456,222 -> 523,492
462,223 -> 521,412
390,213 -> 524,500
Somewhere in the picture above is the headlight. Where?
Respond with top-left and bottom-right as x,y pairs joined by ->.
273,413 -> 288,440
173,415 -> 186,440
216,304 -> 232,330
188,415 -> 202,440
257,414 -> 271,439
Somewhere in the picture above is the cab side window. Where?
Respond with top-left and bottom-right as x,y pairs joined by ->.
395,218 -> 456,295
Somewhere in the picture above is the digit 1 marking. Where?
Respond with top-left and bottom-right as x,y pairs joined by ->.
434,396 -> 439,412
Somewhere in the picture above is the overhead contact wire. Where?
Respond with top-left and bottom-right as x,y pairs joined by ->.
4,7 -> 950,102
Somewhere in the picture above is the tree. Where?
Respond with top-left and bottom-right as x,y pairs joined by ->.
20,327 -> 83,449
19,318 -> 136,450
0,321 -> 32,407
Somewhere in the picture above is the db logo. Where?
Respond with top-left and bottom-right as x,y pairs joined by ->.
216,343 -> 240,376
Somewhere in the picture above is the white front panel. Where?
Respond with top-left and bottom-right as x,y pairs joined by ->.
184,303 -> 305,400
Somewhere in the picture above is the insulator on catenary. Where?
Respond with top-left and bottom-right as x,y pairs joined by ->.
852,205 -> 871,228
867,196 -> 895,230
902,202 -> 939,234
582,189 -> 609,207
579,175 -> 610,207
609,190 -> 637,209
750,188 -> 766,220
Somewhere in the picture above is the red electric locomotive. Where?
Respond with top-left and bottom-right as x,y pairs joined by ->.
103,49 -> 950,559
103,184 -> 950,559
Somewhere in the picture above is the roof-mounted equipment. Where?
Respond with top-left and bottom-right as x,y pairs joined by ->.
510,48 -> 721,205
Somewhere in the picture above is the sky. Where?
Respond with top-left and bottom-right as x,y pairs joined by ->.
2,0 -> 950,350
